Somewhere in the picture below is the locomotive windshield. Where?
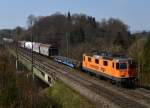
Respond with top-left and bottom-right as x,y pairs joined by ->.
116,63 -> 127,70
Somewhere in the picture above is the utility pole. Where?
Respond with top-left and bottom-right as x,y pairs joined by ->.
16,29 -> 18,71
31,22 -> 35,81
28,15 -> 35,80
66,12 -> 71,58
66,32 -> 69,57
15,27 -> 22,71
31,29 -> 34,80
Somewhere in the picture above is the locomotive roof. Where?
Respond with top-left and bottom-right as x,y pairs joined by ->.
84,54 -> 129,61
113,57 -> 129,62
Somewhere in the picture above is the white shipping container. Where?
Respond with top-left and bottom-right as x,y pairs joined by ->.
40,44 -> 51,56
25,42 -> 34,50
33,43 -> 41,53
20,41 -> 26,48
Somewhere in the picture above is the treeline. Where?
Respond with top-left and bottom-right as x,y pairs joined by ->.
0,13 -> 133,58
1,13 -> 150,58
26,13 -> 131,55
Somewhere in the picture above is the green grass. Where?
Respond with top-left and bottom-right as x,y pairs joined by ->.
42,80 -> 95,108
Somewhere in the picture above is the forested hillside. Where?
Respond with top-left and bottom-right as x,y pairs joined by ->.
0,13 -> 132,59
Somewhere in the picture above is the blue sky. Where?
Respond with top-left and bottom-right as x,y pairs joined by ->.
0,0 -> 150,31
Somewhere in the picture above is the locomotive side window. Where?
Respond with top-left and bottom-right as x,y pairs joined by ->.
116,63 -> 119,69
103,61 -> 108,66
112,62 -> 114,68
88,57 -> 91,62
95,59 -> 99,64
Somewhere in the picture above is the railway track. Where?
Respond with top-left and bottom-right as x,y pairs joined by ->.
26,49 -> 150,106
17,48 -> 150,108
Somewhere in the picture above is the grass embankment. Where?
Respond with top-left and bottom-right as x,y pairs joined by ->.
42,80 -> 95,108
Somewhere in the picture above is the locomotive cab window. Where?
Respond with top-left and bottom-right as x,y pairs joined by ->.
103,61 -> 108,66
95,59 -> 99,64
119,63 -> 127,69
116,63 -> 127,70
88,57 -> 91,62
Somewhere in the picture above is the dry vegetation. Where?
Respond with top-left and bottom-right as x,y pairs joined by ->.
0,47 -> 56,108
0,47 -> 96,108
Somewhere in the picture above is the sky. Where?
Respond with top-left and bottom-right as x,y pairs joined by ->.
0,0 -> 150,31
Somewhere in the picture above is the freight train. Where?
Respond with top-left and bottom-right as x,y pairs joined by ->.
54,52 -> 136,85
18,41 -> 58,56
3,38 -> 137,86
